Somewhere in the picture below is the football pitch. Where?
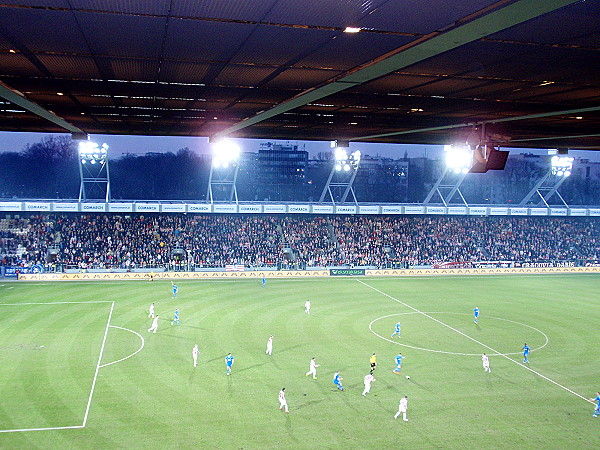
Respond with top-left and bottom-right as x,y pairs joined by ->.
0,274 -> 599,449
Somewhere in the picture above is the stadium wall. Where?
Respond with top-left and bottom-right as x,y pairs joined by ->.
17,266 -> 600,281
1,201 -> 600,217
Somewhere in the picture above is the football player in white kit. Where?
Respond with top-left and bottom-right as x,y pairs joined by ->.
362,373 -> 376,396
394,395 -> 409,421
482,353 -> 491,373
305,357 -> 320,379
304,299 -> 311,314
193,344 -> 199,367
266,335 -> 273,356
279,388 -> 289,413
148,302 -> 155,318
148,315 -> 159,333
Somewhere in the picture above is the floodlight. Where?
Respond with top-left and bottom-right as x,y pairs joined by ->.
206,139 -> 241,203
444,145 -> 472,172
211,139 -> 240,168
320,143 -> 361,204
551,155 -> 574,177
335,147 -> 348,161
78,141 -> 108,164
78,140 -> 111,202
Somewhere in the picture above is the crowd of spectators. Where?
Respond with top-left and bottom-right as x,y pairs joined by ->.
330,216 -> 600,266
282,217 -> 341,267
1,214 -> 599,270
330,216 -> 484,267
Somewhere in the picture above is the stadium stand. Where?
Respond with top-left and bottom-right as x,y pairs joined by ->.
1,214 -> 599,271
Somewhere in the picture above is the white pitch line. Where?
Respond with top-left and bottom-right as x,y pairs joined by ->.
0,425 -> 84,434
0,301 -> 113,306
357,279 -> 594,405
82,301 -> 114,427
369,312 -> 548,356
99,326 -> 145,368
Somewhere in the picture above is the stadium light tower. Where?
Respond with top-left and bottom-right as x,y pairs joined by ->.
78,140 -> 111,202
423,145 -> 472,206
319,140 -> 361,205
519,151 -> 574,207
206,139 -> 241,203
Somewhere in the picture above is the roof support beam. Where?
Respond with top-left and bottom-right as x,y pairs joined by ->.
0,81 -> 84,133
214,0 -> 579,138
355,105 -> 600,141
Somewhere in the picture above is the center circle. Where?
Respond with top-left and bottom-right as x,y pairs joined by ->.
369,312 -> 548,356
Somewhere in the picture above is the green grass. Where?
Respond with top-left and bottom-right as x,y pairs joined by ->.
0,275 -> 599,449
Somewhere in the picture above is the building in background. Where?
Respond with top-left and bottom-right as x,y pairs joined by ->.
256,142 -> 308,201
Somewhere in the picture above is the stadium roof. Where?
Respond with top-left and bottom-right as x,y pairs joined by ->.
0,0 -> 599,150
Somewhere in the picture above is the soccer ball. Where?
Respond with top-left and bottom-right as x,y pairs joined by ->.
405,375 -> 410,379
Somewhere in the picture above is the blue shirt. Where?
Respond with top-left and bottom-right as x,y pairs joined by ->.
395,355 -> 403,365
474,308 -> 479,317
523,345 -> 530,354
395,323 -> 401,332
173,310 -> 179,320
262,277 -> 266,284
594,395 -> 600,407
333,373 -> 342,384
225,355 -> 234,366
173,285 -> 178,294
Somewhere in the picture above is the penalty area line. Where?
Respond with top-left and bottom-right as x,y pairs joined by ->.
0,425 -> 84,434
82,301 -> 115,427
0,301 -> 114,306
357,279 -> 594,405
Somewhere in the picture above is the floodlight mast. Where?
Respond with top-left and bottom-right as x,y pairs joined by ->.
519,154 -> 573,207
318,142 -> 360,205
423,145 -> 471,206
77,140 -> 111,202
206,140 -> 240,204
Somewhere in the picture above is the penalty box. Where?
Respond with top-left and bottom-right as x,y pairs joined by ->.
0,301 -> 114,433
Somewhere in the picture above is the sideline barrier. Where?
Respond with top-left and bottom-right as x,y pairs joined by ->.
365,266 -> 600,276
17,270 -> 330,281
16,266 -> 600,281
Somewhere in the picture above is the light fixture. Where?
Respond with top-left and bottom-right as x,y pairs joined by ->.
79,141 -> 108,164
9,49 -> 16,53
334,147 -> 360,172
551,155 -> 573,177
335,147 -> 348,161
211,139 -> 240,168
56,92 -> 64,96
344,27 -> 361,33
444,144 -> 472,174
